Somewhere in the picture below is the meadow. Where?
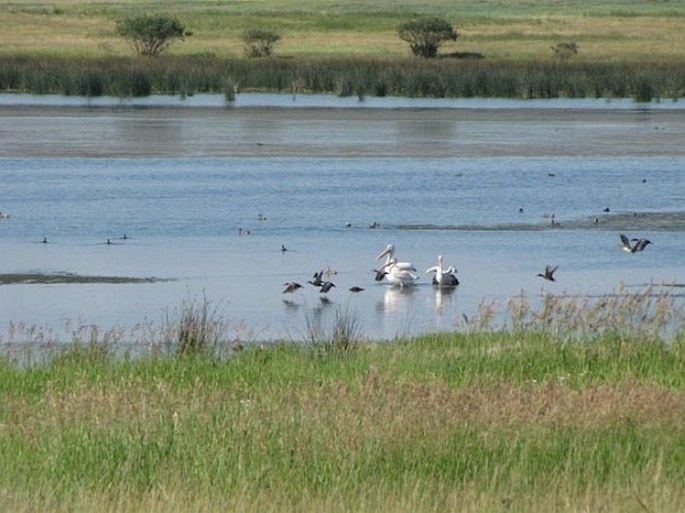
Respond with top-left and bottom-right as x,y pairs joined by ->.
0,0 -> 683,99
1,289 -> 684,512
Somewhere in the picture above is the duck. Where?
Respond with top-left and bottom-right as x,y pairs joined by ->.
537,265 -> 558,282
282,282 -> 303,294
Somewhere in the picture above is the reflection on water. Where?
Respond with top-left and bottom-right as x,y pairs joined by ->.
434,287 -> 457,316
377,286 -> 419,314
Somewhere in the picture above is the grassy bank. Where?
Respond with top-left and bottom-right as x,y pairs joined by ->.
1,290 -> 684,512
2,0 -> 684,60
1,1 -> 684,99
2,54 -> 683,100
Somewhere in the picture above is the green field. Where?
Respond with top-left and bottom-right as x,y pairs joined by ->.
1,1 -> 683,99
2,0 -> 684,60
1,289 -> 684,512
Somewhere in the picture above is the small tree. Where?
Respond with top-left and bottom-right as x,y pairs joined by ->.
241,28 -> 281,58
116,13 -> 186,57
397,16 -> 458,58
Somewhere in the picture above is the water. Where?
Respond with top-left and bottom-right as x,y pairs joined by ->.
0,94 -> 683,344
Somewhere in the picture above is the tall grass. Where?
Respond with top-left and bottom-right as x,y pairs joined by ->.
1,54 -> 683,100
0,288 -> 684,512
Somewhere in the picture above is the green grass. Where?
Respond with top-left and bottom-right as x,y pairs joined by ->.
1,1 -> 683,98
1,54 -> 683,101
1,1 -> 684,60
1,289 -> 684,512
0,273 -> 166,285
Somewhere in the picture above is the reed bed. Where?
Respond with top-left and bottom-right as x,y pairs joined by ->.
1,287 -> 684,512
1,54 -> 683,101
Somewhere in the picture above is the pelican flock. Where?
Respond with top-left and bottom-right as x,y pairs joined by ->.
280,232 -> 656,302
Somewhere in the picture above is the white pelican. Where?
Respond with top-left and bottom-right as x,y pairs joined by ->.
425,255 -> 459,288
376,244 -> 418,287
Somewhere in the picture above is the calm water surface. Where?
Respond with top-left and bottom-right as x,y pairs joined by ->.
0,94 -> 683,345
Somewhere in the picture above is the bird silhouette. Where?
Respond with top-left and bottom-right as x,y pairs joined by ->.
308,270 -> 324,287
619,233 -> 652,253
319,281 -> 336,294
537,265 -> 558,282
282,282 -> 303,294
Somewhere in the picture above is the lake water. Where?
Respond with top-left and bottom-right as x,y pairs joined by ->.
0,93 -> 683,346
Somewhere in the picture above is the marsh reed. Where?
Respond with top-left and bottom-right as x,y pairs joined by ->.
1,54 -> 683,101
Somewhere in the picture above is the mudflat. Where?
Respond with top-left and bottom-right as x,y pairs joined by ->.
1,103 -> 683,158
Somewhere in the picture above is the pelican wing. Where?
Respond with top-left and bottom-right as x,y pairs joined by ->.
619,233 -> 632,251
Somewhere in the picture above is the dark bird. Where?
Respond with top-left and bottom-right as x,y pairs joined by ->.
372,268 -> 387,282
308,270 -> 324,287
41,237 -> 48,244
349,286 -> 364,293
319,281 -> 336,294
620,233 -> 652,253
282,281 -> 303,294
281,244 -> 287,252
433,273 -> 459,287
537,265 -> 558,282
632,237 -> 652,252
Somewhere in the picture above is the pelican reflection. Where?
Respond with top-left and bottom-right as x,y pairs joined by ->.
434,286 -> 457,315
377,285 -> 418,314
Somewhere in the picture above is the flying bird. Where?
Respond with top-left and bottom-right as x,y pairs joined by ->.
620,233 -> 652,253
282,282 -> 303,294
319,281 -> 336,294
308,270 -> 324,287
537,265 -> 558,282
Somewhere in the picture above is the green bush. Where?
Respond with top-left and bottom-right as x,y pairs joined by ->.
241,28 -> 281,58
397,16 -> 458,58
116,13 -> 186,58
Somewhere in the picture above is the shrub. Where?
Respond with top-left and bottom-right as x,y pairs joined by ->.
116,13 -> 186,58
241,28 -> 281,58
397,16 -> 458,58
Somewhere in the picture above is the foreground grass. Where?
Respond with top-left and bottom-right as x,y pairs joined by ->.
1,301 -> 684,512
